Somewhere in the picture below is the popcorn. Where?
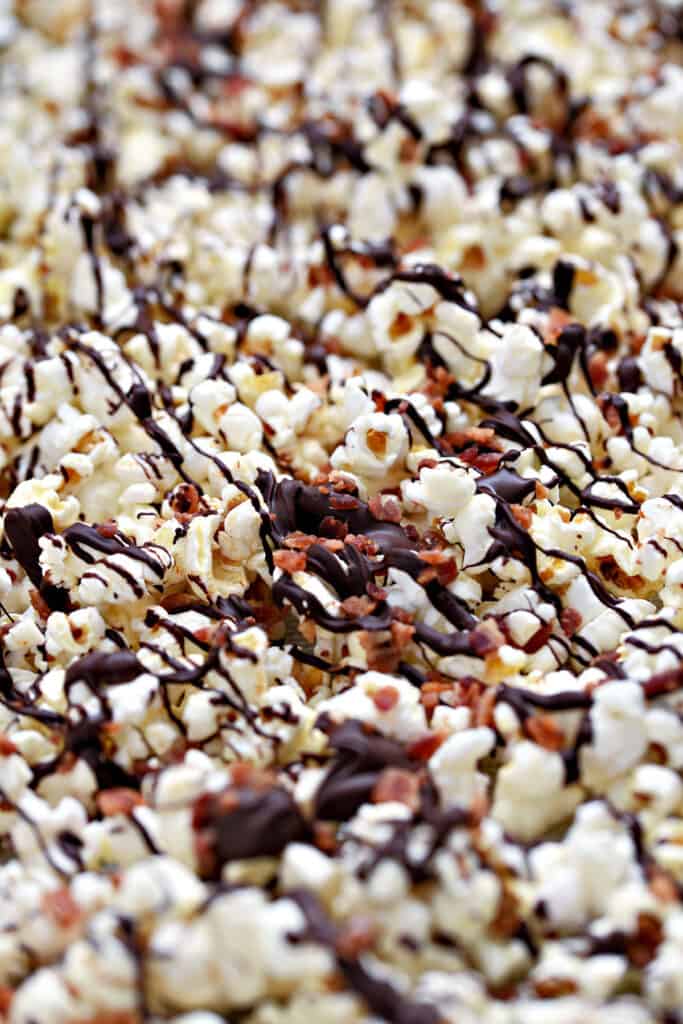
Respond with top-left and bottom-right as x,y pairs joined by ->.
1,2 -> 683,1021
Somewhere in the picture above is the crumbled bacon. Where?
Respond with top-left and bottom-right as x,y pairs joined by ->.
284,532 -> 317,550
0,987 -> 13,1015
525,714 -> 565,751
340,595 -> 376,618
0,734 -> 17,756
626,912 -> 663,968
407,732 -> 445,760
273,550 -> 307,573
336,916 -> 378,958
319,516 -> 348,539
96,519 -> 118,538
418,549 -> 458,585
372,768 -> 421,810
534,978 -> 578,998
97,788 -> 145,817
560,607 -> 582,636
42,887 -> 82,929
588,350 -> 609,390
29,588 -> 51,620
510,504 -> 532,529
373,685 -> 399,712
329,493 -> 361,511
543,307 -> 574,344
469,619 -> 505,656
489,886 -> 520,939
368,494 -> 402,523
360,630 -> 401,673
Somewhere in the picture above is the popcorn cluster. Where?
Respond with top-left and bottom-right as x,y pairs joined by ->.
2,0 -> 683,1021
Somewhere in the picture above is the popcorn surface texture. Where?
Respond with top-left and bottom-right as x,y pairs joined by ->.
3,1 -> 683,1022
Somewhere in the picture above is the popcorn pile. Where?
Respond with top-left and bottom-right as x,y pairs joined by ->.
3,0 -> 683,1021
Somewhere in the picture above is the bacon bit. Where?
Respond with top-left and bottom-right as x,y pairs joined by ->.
42,888 -> 82,930
399,136 -> 420,163
57,751 -> 78,774
308,264 -> 334,288
535,480 -> 550,500
525,714 -> 565,751
229,761 -> 275,791
389,312 -> 414,339
273,550 -> 307,573
417,567 -> 437,585
403,235 -> 431,254
313,821 -> 338,854
419,550 -> 458,586
474,685 -> 498,728
447,426 -> 499,449
588,350 -> 609,390
329,472 -> 361,494
543,307 -> 573,344
336,916 -> 378,958
372,768 -> 421,810
626,912 -> 663,967
368,494 -> 402,523
329,492 -> 361,511
29,588 -> 51,620
170,483 -> 201,521
471,450 -> 503,475
346,533 -> 379,556
469,791 -> 490,825
373,685 -> 399,712
419,681 -> 456,712
469,619 -> 505,657
600,399 -> 622,431
534,978 -> 578,998
0,987 -> 13,1015
320,538 -> 345,552
97,519 -> 119,538
417,457 -> 439,471
523,621 -> 554,654
284,532 -> 317,550
366,428 -> 388,456
489,886 -> 520,939
0,734 -> 17,756
341,595 -> 376,618
391,619 -> 415,649
193,625 -> 218,645
510,504 -> 532,529
360,630 -> 399,673
649,868 -> 679,903
462,244 -> 486,271
408,732 -> 445,760
560,607 -> 582,636
319,516 -> 348,539
420,676 -> 490,721
97,788 -> 144,817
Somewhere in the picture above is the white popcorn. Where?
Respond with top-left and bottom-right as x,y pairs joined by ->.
2,4 -> 683,1022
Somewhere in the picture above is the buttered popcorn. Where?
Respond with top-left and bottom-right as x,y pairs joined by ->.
2,1 -> 683,1022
